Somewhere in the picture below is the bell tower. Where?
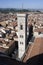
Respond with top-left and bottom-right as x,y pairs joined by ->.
17,13 -> 27,59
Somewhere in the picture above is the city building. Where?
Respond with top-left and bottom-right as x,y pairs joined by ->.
17,13 -> 27,59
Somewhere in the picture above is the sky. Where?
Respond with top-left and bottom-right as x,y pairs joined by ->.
0,0 -> 43,9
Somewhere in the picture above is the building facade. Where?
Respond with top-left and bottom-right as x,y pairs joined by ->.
17,14 -> 27,59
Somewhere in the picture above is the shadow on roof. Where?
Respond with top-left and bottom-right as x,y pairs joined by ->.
0,52 -> 43,65
26,53 -> 43,65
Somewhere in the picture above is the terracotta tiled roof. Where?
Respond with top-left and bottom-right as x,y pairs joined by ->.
23,37 -> 43,62
34,28 -> 43,32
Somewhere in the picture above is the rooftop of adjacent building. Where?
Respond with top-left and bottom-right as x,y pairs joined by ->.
22,36 -> 43,62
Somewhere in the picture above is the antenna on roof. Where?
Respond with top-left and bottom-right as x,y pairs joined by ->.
22,3 -> 23,10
